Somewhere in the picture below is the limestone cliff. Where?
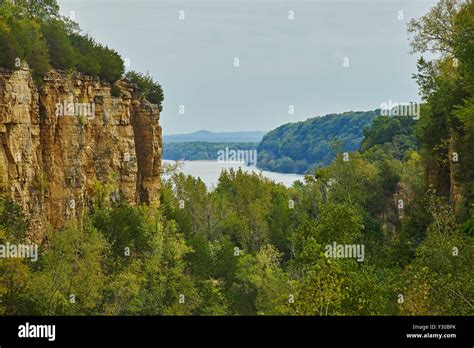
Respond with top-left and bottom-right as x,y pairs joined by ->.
0,65 -> 162,239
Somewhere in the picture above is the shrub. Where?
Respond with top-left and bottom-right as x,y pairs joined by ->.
111,84 -> 122,97
125,70 -> 164,111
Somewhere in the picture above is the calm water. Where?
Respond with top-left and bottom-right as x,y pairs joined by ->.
163,160 -> 305,189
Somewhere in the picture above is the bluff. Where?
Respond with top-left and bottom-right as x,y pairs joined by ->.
0,65 -> 162,239
257,110 -> 379,174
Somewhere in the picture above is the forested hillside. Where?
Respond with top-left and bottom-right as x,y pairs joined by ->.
360,116 -> 419,160
0,0 -> 163,109
257,111 -> 379,174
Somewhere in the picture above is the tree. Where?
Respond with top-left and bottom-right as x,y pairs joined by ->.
21,223 -> 106,315
97,45 -> 124,83
125,71 -> 164,111
291,239 -> 346,315
13,0 -> 60,20
0,198 -> 30,315
407,0 -> 465,56
9,17 -> 50,79
408,0 -> 473,216
400,197 -> 474,315
232,245 -> 291,315
42,20 -> 75,71
0,20 -> 20,70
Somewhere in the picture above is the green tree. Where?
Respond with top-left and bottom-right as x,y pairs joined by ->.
10,17 -> 50,79
42,20 -> 75,70
400,197 -> 474,315
21,223 -> 106,315
0,20 -> 20,69
292,239 -> 345,315
125,70 -> 164,111
0,198 -> 30,315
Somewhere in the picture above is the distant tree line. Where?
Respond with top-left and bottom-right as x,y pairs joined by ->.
163,142 -> 259,161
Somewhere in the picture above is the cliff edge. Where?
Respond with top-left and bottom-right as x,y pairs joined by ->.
0,65 -> 162,238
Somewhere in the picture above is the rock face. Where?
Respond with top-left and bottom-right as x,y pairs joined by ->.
0,65 -> 162,239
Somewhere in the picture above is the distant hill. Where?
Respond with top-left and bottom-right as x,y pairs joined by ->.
163,130 -> 266,143
257,110 -> 380,174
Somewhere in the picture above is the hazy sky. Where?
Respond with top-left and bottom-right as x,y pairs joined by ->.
58,0 -> 436,134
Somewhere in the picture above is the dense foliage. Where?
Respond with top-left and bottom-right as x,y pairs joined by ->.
360,116 -> 419,160
125,71 -> 164,112
257,111 -> 378,174
0,0 -> 163,109
1,142 -> 472,315
0,0 -> 124,84
408,0 -> 474,219
163,142 -> 259,161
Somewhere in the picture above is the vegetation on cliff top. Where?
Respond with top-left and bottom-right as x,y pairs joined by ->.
0,0 -> 163,110
124,71 -> 164,112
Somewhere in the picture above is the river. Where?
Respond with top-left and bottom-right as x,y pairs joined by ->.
162,160 -> 305,189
